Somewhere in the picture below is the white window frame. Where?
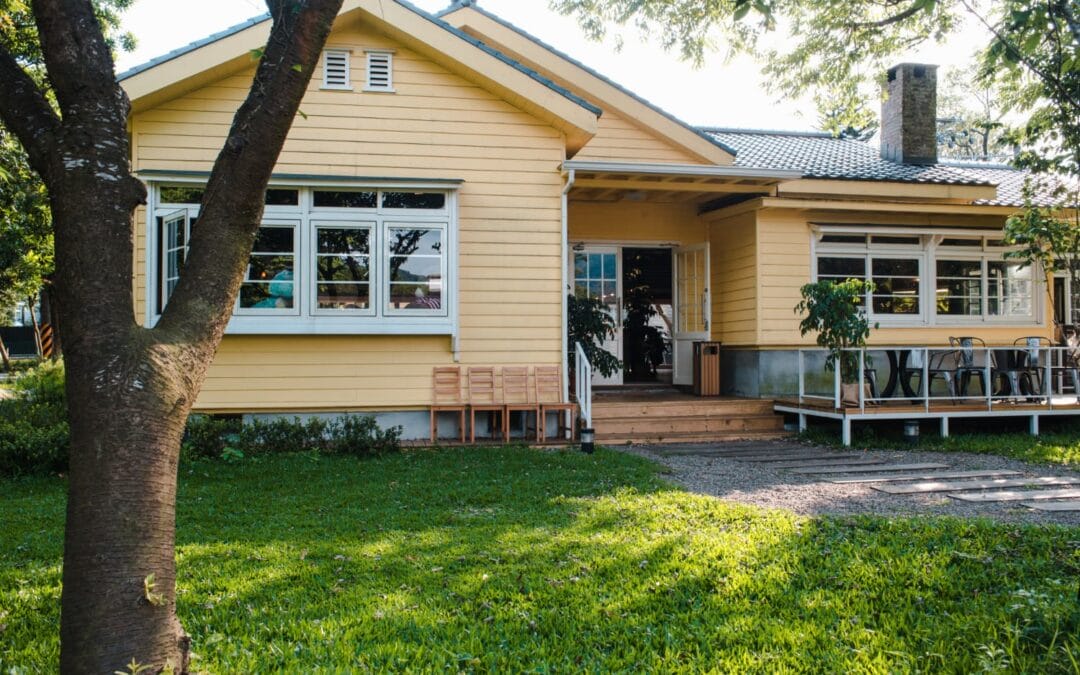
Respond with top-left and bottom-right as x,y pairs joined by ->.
383,221 -> 449,318
812,226 -> 1042,327
364,49 -> 394,92
321,49 -> 352,90
145,179 -> 459,336
235,219 -> 301,318
159,209 -> 189,314
310,219 -> 377,317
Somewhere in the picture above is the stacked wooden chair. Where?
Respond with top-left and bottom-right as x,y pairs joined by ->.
535,365 -> 578,442
429,366 -> 467,444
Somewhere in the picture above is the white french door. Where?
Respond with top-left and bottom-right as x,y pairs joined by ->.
672,244 -> 710,386
573,247 -> 623,385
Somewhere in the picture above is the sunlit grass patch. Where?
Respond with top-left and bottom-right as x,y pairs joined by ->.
1,448 -> 1077,672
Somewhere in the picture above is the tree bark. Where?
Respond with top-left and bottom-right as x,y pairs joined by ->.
26,295 -> 41,357
0,333 -> 10,372
0,0 -> 343,671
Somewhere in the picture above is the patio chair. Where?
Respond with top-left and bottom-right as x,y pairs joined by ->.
949,336 -> 992,398
901,348 -> 960,401
501,366 -> 540,443
999,336 -> 1052,400
467,367 -> 506,443
429,366 -> 467,444
535,365 -> 578,442
1053,325 -> 1080,402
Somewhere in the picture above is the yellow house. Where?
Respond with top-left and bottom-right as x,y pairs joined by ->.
122,0 -> 1069,441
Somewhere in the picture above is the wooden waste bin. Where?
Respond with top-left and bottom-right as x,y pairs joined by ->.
692,341 -> 722,396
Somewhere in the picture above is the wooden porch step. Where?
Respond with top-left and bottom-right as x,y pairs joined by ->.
594,414 -> 785,437
596,430 -> 793,445
592,399 -> 777,419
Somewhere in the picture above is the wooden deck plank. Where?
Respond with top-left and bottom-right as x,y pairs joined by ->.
1022,500 -> 1080,512
874,477 -> 1080,495
949,488 -> 1080,502
828,469 -> 1022,484
764,458 -> 886,470
792,462 -> 950,475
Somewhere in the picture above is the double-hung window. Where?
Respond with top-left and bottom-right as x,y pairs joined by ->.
935,238 -> 1034,322
150,182 -> 456,334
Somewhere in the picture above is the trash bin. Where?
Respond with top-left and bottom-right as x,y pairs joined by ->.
692,341 -> 722,396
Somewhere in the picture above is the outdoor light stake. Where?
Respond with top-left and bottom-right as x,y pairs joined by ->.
580,427 -> 595,454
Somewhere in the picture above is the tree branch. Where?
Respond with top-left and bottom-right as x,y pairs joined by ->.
851,0 -> 927,29
0,43 -> 60,180
157,0 -> 344,341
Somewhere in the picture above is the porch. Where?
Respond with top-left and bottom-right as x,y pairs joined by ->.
777,345 -> 1080,445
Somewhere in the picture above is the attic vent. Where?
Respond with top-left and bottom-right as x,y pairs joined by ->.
322,49 -> 351,89
365,50 -> 394,92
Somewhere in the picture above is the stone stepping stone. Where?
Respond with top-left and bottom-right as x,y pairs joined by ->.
734,453 -> 863,463
766,458 -> 887,470
829,470 -> 1022,484
949,488 -> 1080,503
1022,501 -> 1080,512
874,476 -> 1080,495
792,462 -> 949,475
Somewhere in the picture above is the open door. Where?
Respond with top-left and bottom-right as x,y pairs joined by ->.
572,246 -> 623,385
672,244 -> 710,386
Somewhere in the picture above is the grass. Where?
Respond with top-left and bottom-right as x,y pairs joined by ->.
2,447 -> 1079,672
800,419 -> 1080,466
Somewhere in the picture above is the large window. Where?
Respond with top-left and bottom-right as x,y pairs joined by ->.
151,183 -> 456,333
815,230 -> 1038,325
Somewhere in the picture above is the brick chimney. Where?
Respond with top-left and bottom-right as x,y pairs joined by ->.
880,63 -> 938,165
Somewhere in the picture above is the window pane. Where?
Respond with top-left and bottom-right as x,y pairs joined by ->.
381,192 -> 445,209
387,227 -> 443,312
316,283 -> 369,310
871,236 -> 920,246
871,257 -> 920,315
253,227 -> 294,253
588,254 -> 601,279
940,238 -> 981,247
935,259 -> 982,316
574,254 -> 587,278
817,257 -> 865,278
318,228 -> 369,255
265,188 -> 299,206
240,225 -> 295,310
318,255 -> 369,282
313,190 -> 377,208
159,186 -> 204,204
987,261 -> 1032,316
820,234 -> 865,244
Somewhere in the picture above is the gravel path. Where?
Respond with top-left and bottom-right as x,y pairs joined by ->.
618,440 -> 1080,527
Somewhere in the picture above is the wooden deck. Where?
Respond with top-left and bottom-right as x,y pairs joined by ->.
775,395 -> 1080,446
593,388 -> 788,444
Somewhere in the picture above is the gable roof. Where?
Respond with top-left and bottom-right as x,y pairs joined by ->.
438,1 -> 736,165
702,128 -> 1070,208
119,0 -> 601,154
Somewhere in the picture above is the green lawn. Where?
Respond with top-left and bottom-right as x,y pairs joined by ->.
2,448 -> 1078,672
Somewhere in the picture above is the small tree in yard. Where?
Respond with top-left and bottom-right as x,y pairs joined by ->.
568,293 -> 621,378
0,0 -> 344,671
796,279 -> 876,385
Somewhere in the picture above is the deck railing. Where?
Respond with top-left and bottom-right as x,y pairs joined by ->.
795,345 -> 1080,413
574,341 -> 593,428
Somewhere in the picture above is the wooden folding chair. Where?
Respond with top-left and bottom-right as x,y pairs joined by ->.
535,365 -> 578,442
429,366 -> 466,444
467,366 -> 505,443
502,366 -> 539,443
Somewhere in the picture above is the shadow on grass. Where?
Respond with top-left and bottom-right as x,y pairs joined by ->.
1,447 -> 1078,672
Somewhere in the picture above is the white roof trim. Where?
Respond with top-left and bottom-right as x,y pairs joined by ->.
562,160 -> 801,181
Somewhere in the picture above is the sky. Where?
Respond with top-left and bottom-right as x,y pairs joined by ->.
113,0 -> 993,132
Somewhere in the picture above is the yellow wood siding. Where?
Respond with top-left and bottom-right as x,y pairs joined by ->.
568,200 -> 704,244
709,212 -> 757,345
132,23 -> 567,412
755,210 -> 1054,347
575,110 -> 704,164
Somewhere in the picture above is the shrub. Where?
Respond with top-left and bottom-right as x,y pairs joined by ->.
0,360 -> 69,476
182,414 -> 401,462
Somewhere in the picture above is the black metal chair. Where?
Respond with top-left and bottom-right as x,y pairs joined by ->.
1002,336 -> 1052,400
902,348 -> 960,401
949,336 -> 992,399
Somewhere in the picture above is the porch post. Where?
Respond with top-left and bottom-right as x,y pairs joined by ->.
561,169 -> 575,407
841,417 -> 852,446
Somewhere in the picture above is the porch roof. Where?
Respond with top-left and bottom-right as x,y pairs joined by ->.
562,160 -> 800,205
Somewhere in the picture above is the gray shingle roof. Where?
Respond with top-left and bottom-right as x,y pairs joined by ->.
700,127 -> 1069,208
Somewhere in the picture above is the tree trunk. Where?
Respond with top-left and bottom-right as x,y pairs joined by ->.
0,334 -> 10,372
26,295 -> 41,357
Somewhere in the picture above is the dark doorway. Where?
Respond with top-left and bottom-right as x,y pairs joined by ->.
622,248 -> 674,383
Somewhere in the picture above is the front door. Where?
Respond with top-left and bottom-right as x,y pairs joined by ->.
573,247 -> 623,385
673,244 -> 710,386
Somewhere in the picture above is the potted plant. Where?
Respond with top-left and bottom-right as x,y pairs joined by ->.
567,293 -> 621,380
796,279 -> 877,406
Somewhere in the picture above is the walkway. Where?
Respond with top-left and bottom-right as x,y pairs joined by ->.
623,439 -> 1080,526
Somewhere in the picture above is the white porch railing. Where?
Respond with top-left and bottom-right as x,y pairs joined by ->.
575,341 -> 593,428
794,345 -> 1080,414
